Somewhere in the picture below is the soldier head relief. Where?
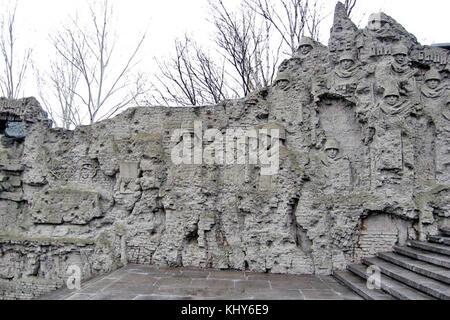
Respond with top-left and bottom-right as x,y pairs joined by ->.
422,68 -> 445,99
382,86 -> 401,108
392,44 -> 409,67
424,68 -> 441,90
334,52 -> 358,80
274,71 -> 291,90
339,52 -> 355,71
387,44 -> 412,77
367,13 -> 391,37
324,138 -> 340,160
297,37 -> 315,57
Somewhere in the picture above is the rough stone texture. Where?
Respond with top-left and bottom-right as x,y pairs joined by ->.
0,237 -> 97,299
0,2 -> 449,299
31,188 -> 103,225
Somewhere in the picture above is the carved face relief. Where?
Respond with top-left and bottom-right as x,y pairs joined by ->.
393,54 -> 407,66
385,95 -> 399,106
340,59 -> 354,71
368,13 -> 390,34
276,80 -> 289,90
356,84 -> 373,110
426,79 -> 440,90
299,45 -> 312,56
326,148 -> 339,159
80,164 -> 93,180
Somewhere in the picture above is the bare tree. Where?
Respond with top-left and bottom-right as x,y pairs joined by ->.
49,0 -> 146,125
210,0 -> 280,96
155,0 -> 334,105
152,35 -> 229,106
153,0 -> 280,105
0,2 -> 32,99
35,42 -> 83,129
244,0 -> 325,54
344,0 -> 357,17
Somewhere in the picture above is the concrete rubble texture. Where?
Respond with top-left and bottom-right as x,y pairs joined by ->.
0,2 -> 449,299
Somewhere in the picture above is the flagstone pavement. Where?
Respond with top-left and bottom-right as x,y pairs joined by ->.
38,264 -> 362,300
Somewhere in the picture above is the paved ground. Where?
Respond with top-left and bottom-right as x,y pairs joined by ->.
39,264 -> 362,300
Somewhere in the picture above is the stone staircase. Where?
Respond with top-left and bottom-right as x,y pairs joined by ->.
333,228 -> 450,300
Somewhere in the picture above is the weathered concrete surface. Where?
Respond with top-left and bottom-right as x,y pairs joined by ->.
0,2 -> 449,299
38,264 -> 362,300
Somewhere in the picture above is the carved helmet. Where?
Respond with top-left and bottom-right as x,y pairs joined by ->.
424,68 -> 441,82
383,85 -> 400,98
324,138 -> 340,151
275,71 -> 290,84
391,43 -> 409,56
368,13 -> 389,26
298,37 -> 315,48
339,52 -> 355,62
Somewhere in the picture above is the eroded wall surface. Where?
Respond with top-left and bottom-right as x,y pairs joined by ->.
0,3 -> 449,298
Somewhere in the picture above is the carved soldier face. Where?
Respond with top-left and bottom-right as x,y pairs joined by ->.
340,59 -> 354,71
326,148 -> 339,159
299,45 -> 313,56
276,79 -> 289,90
393,53 -> 407,66
385,95 -> 399,106
426,79 -> 440,90
368,13 -> 390,34
80,164 -> 92,180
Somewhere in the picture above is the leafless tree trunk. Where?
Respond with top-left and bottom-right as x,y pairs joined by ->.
344,0 -> 357,17
153,0 -> 280,105
0,2 -> 32,99
244,0 -> 325,55
151,35 -> 229,106
210,0 -> 280,96
155,0 -> 331,105
35,42 -> 83,129
49,0 -> 146,125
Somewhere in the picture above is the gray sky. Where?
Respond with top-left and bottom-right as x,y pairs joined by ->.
4,0 -> 450,121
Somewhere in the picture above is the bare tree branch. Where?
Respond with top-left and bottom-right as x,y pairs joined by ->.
210,0 -> 279,96
344,0 -> 357,17
0,1 -> 32,99
47,0 -> 147,126
152,35 -> 231,106
244,0 -> 324,55
152,0 -> 284,105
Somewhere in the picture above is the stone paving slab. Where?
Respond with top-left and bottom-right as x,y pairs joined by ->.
38,264 -> 363,300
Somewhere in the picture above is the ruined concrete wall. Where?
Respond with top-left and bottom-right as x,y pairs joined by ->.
0,2 -> 449,299
0,237 -> 97,299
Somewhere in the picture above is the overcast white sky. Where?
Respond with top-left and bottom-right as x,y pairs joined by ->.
3,0 -> 450,114
14,0 -> 449,54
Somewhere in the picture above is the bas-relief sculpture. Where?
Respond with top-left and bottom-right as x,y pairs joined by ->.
0,2 -> 449,299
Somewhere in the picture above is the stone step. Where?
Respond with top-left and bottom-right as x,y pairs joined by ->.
333,270 -> 395,300
440,228 -> 450,237
428,235 -> 450,246
394,246 -> 450,269
362,257 -> 450,300
377,252 -> 450,284
348,263 -> 434,300
408,241 -> 450,256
